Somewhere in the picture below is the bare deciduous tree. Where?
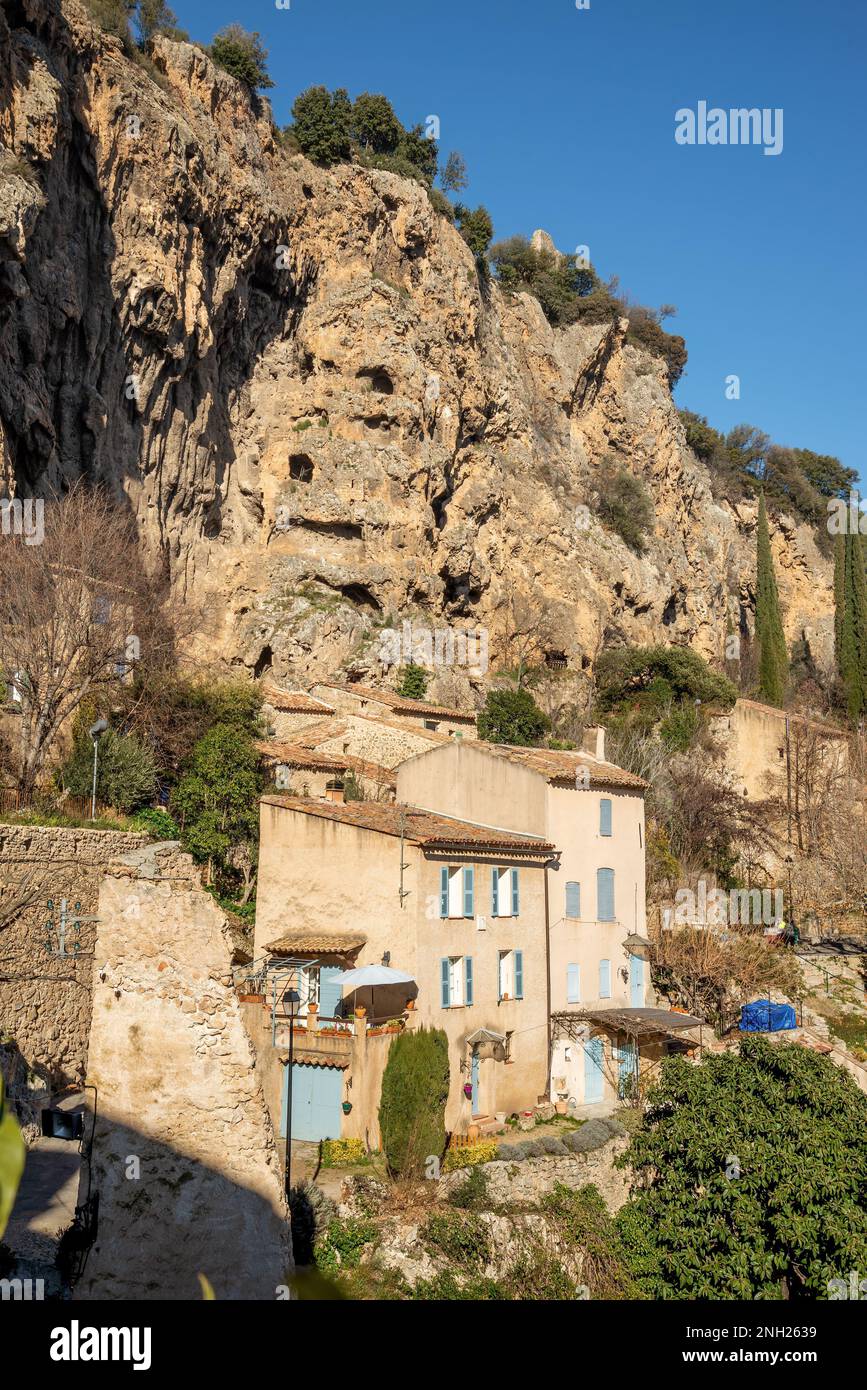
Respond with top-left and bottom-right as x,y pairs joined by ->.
0,485 -> 177,796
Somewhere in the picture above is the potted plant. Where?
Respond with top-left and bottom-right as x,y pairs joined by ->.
405,998 -> 416,1011
342,1101 -> 352,1115
354,1004 -> 367,1019
463,1082 -> 473,1100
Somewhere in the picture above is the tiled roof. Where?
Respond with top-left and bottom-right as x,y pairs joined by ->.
261,795 -> 555,854
254,739 -> 396,788
318,681 -> 476,722
267,929 -> 367,955
733,698 -> 848,739
263,685 -> 336,715
480,744 -> 647,791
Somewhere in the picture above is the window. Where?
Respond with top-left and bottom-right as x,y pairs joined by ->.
440,866 -> 474,918
597,868 -> 615,922
498,949 -> 524,1001
565,881 -> 581,919
567,963 -> 581,1003
440,956 -> 472,1007
491,867 -> 519,917
599,959 -> 611,998
600,798 -> 612,836
424,720 -> 439,731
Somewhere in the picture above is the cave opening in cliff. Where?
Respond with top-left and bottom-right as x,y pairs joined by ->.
289,454 -> 314,483
254,646 -> 273,679
357,368 -> 394,395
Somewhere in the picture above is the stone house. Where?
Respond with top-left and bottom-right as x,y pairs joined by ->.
395,733 -> 658,1108
309,681 -> 478,740
253,794 -> 557,1141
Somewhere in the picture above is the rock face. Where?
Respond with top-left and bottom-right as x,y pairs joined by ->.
0,0 -> 835,706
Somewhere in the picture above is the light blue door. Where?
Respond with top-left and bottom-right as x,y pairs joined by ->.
470,1051 -> 481,1115
319,966 -> 344,1019
629,954 -> 644,1007
583,1037 -> 604,1103
281,1062 -> 343,1141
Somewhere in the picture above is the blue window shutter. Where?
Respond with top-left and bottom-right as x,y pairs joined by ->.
440,866 -> 449,918
511,868 -> 519,916
597,868 -> 615,921
599,959 -> 611,998
514,950 -> 523,999
600,798 -> 612,837
566,882 -> 580,918
567,963 -> 581,1003
491,868 -> 499,917
463,866 -> 474,917
440,958 -> 450,1008
465,957 -> 473,1006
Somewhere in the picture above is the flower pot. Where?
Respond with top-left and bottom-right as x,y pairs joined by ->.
467,1124 -> 481,1142
502,993 -> 510,1001
405,998 -> 416,1011
555,1100 -> 568,1116
238,993 -> 264,1004
463,1083 -> 473,1099
354,1005 -> 367,1019
342,1101 -> 352,1115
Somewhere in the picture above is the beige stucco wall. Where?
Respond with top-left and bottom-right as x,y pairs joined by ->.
397,743 -> 647,1015
255,801 -> 550,1132
710,700 -> 848,802
78,841 -> 291,1301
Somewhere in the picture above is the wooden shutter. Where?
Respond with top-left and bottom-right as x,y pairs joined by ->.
599,959 -> 611,998
464,957 -> 473,1006
565,881 -> 580,918
567,963 -> 581,1003
514,950 -> 524,999
491,867 -> 499,917
463,866 -> 474,917
600,798 -> 612,836
597,867 -> 615,921
440,958 -> 450,1008
510,868 -> 519,916
440,866 -> 449,918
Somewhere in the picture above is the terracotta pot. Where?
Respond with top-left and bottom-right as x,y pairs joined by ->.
405,998 -> 416,1011
354,1005 -> 367,1018
555,1100 -> 568,1116
467,1124 -> 481,1142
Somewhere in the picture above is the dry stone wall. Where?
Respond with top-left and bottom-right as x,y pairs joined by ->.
0,823 -> 148,1115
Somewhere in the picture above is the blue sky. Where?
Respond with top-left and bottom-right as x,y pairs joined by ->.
173,0 -> 865,488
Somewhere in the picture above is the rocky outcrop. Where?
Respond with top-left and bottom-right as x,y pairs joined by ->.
1,0 -> 835,709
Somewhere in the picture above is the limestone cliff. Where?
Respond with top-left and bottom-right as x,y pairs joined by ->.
0,0 -> 834,710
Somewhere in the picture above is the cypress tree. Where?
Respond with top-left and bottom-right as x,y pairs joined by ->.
839,532 -> 867,721
754,493 -> 789,706
833,532 -> 846,673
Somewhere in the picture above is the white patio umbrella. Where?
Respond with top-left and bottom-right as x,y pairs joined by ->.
339,964 -> 416,1021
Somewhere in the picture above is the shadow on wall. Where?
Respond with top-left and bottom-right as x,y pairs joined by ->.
69,1114 -> 293,1302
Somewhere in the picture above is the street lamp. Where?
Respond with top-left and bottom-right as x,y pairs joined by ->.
88,719 -> 108,820
284,986 -> 300,1200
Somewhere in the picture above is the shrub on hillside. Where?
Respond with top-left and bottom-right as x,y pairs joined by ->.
593,458 -> 655,554
456,205 -> 493,261
595,645 -> 738,712
476,688 -> 550,746
378,1027 -> 449,1177
210,25 -> 273,91
57,721 -> 156,814
395,663 -> 429,699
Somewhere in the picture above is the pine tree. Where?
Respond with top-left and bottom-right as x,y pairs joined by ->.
754,493 -> 789,706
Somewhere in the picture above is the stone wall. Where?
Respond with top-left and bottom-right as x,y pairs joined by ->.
77,841 -> 291,1300
0,823 -> 148,1109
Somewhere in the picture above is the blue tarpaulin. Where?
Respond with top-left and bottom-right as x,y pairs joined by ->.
740,999 -> 797,1032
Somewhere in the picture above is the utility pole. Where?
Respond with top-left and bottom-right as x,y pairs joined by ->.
283,985 -> 300,1200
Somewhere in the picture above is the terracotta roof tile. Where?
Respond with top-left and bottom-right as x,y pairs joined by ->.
254,739 -> 397,788
263,685 -> 336,715
267,929 -> 367,955
318,681 -> 476,722
480,744 -> 647,790
261,795 -> 555,854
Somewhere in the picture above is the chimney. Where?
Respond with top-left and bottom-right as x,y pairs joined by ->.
581,726 -> 606,762
324,779 -> 345,804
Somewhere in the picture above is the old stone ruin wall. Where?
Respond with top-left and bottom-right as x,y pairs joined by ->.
76,841 -> 291,1300
0,824 -> 148,1133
